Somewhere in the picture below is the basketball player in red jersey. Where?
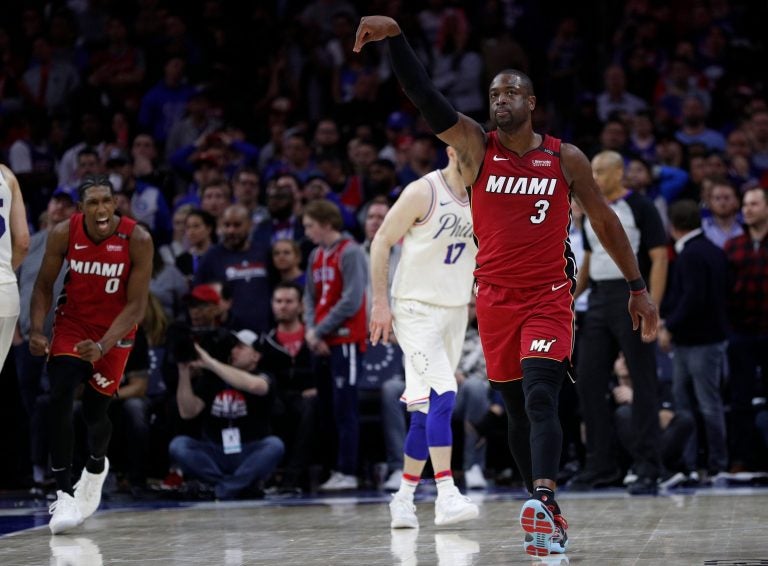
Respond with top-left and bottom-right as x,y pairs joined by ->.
355,16 -> 658,558
30,175 -> 153,534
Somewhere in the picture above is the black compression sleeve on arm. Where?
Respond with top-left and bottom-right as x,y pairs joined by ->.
387,33 -> 459,134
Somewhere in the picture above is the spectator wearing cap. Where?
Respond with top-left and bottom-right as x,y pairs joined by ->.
14,185 -> 76,487
170,327 -> 284,500
194,204 -> 273,333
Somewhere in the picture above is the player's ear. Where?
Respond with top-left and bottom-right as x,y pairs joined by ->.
529,95 -> 536,111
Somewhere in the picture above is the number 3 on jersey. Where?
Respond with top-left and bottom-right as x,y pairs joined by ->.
530,200 -> 550,224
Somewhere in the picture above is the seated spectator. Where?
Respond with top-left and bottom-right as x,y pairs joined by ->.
159,204 -> 192,266
170,329 -> 284,500
260,282 -> 316,493
176,209 -> 217,282
149,238 -> 188,321
596,64 -> 647,123
675,94 -> 726,153
271,239 -> 305,287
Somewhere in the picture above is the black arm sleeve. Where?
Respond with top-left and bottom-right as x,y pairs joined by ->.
387,33 -> 459,134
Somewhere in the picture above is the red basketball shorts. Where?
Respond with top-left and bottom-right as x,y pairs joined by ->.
50,316 -> 135,396
475,279 -> 575,384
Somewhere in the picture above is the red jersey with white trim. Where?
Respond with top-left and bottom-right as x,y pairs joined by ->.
470,132 -> 576,288
55,213 -> 137,333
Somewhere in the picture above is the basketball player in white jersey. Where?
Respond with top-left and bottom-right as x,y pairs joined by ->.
0,164 -> 29,370
369,146 -> 479,528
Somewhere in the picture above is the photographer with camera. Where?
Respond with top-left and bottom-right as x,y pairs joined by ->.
169,316 -> 284,500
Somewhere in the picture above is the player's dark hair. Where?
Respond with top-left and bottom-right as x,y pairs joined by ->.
78,174 -> 114,202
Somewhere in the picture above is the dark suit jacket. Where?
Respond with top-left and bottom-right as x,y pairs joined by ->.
664,233 -> 728,345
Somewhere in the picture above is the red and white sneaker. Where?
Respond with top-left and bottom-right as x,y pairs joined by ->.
520,499 -> 569,556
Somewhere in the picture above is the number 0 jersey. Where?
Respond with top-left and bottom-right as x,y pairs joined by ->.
55,213 -> 137,332
391,169 -> 477,307
470,132 -> 576,289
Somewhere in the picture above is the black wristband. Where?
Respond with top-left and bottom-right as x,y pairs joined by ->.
628,277 -> 646,293
388,34 -> 459,134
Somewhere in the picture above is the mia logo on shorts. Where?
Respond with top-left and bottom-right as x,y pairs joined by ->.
93,373 -> 114,389
529,338 -> 557,353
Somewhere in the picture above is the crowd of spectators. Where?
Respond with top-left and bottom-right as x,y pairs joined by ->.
1,0 -> 767,496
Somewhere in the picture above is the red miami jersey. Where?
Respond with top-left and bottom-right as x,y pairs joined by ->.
55,213 -> 137,335
470,132 -> 576,288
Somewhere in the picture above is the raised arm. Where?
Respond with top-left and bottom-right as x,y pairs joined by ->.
1,165 -> 30,270
562,143 -> 658,341
369,178 -> 431,345
353,15 -> 486,183
75,225 -> 154,362
29,221 -> 70,356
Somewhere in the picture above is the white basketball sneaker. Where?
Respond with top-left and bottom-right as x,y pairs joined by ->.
434,488 -> 479,526
74,457 -> 109,519
49,491 -> 84,534
390,493 -> 419,529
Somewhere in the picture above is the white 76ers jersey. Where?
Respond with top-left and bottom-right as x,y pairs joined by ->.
391,169 -> 477,307
0,169 -> 16,285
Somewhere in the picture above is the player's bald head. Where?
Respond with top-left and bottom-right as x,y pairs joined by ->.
493,69 -> 535,96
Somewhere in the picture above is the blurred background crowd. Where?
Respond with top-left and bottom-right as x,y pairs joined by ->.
0,0 -> 767,498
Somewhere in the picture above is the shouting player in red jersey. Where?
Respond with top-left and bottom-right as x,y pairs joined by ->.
30,175 -> 153,534
355,16 -> 658,558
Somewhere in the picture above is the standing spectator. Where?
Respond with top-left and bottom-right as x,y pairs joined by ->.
702,178 -> 743,249
175,209 -> 216,282
303,200 -> 368,490
723,187 -> 768,471
170,330 -> 284,500
571,151 -> 668,495
194,204 -> 272,333
596,65 -> 647,123
271,239 -> 305,287
660,200 -> 729,479
261,282 -> 317,493
165,88 -> 223,161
